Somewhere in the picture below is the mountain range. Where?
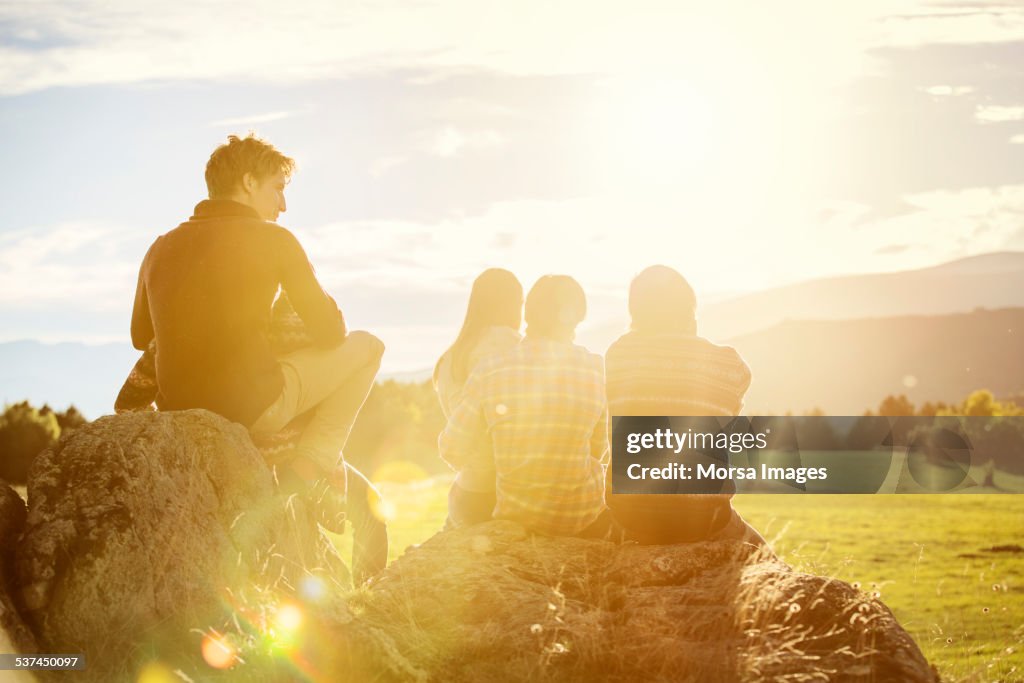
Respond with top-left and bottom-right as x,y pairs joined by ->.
732,307 -> 1023,414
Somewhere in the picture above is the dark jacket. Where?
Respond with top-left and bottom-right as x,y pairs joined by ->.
130,199 -> 345,425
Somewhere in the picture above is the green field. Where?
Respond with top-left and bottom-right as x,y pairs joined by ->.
348,478 -> 1024,683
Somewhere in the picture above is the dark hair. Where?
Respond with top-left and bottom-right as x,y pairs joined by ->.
525,275 -> 587,340
205,133 -> 296,199
628,265 -> 697,334
434,268 -> 523,385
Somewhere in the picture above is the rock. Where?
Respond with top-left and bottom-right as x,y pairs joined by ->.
356,521 -> 939,682
10,410 -> 411,682
1,481 -> 40,683
7,411 -> 939,682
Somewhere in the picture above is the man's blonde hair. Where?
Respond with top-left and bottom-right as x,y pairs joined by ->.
205,133 -> 296,199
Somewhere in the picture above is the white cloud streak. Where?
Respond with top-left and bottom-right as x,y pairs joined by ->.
920,85 -> 974,97
207,110 -> 299,127
828,184 -> 1024,267
4,0 -> 1019,95
873,5 -> 1024,46
422,126 -> 505,158
975,105 -> 1024,123
0,222 -> 144,310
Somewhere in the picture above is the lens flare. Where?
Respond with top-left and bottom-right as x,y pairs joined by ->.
201,631 -> 237,670
276,603 -> 304,632
136,661 -> 178,683
299,575 -> 328,603
372,460 -> 428,483
369,494 -> 398,522
470,534 -> 493,554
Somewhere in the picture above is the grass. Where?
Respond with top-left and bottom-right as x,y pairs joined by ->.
336,476 -> 1024,683
734,494 -> 1023,683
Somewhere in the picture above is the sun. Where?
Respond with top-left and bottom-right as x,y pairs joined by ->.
592,77 -> 717,189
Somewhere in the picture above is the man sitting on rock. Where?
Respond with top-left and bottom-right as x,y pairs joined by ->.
439,275 -> 615,538
129,133 -> 384,496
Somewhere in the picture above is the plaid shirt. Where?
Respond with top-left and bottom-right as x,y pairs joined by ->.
439,337 -> 608,536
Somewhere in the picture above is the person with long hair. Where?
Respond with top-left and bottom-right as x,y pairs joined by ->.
605,265 -> 766,546
439,275 -> 613,538
434,268 -> 523,527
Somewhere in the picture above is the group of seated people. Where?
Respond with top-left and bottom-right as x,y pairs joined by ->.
434,265 -> 765,546
122,133 -> 763,574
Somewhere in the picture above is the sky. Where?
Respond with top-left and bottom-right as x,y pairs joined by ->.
1,0 -> 1023,371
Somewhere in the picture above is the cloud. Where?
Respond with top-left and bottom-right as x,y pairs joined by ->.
422,126 -> 505,158
6,0 -> 1013,95
293,183 -> 1024,302
851,184 -> 1024,262
874,4 -> 1024,46
207,110 -> 300,127
873,243 -> 914,255
0,221 -> 146,311
975,104 -> 1024,123
831,40 -> 1024,205
919,85 -> 974,96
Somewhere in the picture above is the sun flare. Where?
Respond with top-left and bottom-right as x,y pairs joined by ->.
594,78 -> 716,187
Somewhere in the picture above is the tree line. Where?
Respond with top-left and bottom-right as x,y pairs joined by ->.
0,402 -> 87,482
0,386 -> 1021,485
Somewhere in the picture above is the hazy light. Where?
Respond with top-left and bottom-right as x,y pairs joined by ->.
201,632 -> 237,670
136,661 -> 178,683
594,77 -> 716,188
298,575 -> 328,603
276,603 -> 304,632
370,496 -> 398,522
371,460 -> 427,484
470,535 -> 493,554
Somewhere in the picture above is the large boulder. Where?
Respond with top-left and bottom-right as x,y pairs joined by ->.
356,521 -> 940,682
0,481 -> 39,683
9,410 -> 415,682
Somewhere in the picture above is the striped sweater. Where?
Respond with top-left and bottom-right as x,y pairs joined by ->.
604,331 -> 751,542
605,331 -> 751,418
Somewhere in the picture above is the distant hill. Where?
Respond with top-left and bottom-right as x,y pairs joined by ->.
702,252 -> 1024,340
732,307 -> 1024,414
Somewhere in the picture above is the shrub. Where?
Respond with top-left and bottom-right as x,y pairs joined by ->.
0,401 -> 61,484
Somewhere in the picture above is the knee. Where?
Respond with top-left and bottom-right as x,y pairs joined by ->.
347,331 -> 385,365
